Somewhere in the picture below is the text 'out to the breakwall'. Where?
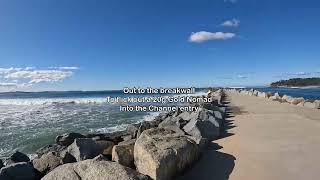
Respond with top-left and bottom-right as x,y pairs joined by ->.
122,87 -> 196,94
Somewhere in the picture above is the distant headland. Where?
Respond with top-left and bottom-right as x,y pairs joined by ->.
270,77 -> 320,87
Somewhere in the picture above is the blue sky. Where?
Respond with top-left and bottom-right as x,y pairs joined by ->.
0,0 -> 320,91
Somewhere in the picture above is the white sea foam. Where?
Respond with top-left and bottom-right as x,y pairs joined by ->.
143,112 -> 160,121
0,90 -> 209,106
0,97 -> 108,106
90,124 -> 127,133
89,111 -> 161,134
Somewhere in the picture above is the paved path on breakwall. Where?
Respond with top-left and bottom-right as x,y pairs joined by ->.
180,92 -> 320,180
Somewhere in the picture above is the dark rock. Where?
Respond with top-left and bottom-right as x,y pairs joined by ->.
60,151 -> 76,164
7,151 -> 30,165
67,138 -> 114,161
0,159 -> 4,169
55,132 -> 85,146
112,139 -> 135,168
0,162 -> 36,180
96,140 -> 114,156
84,131 -> 128,144
101,131 -> 129,144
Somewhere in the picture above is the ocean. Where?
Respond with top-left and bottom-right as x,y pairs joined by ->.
0,91 -> 157,159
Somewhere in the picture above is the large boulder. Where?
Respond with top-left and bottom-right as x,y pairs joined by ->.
290,97 -> 305,105
281,95 -> 293,103
42,159 -> 149,180
314,100 -> 320,109
32,152 -> 62,176
6,151 -> 30,165
304,101 -> 315,108
304,100 -> 320,109
134,128 -> 200,180
269,93 -> 282,101
55,132 -> 85,146
112,139 -> 135,168
183,118 -> 220,140
0,162 -> 36,180
183,109 -> 221,140
257,91 -> 267,98
67,138 -> 114,161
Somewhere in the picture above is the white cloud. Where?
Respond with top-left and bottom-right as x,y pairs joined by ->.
292,72 -> 309,76
5,70 -> 73,84
283,72 -> 311,77
221,18 -> 240,27
0,67 -> 35,74
189,31 -> 236,43
50,66 -> 79,70
0,67 -> 78,91
224,0 -> 238,3
237,74 -> 248,79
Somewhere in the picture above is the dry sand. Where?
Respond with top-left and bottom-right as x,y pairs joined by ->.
180,92 -> 320,180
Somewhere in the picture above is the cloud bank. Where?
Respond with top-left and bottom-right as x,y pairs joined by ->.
189,31 -> 236,43
0,67 -> 78,91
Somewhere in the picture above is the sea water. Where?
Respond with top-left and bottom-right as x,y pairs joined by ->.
0,91 -> 153,159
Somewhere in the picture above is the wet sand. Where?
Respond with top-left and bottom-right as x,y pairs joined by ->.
181,92 -> 320,180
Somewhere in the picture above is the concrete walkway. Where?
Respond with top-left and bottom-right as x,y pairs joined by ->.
181,92 -> 320,180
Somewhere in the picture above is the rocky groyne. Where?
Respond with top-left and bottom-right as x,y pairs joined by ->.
0,89 -> 227,180
226,88 -> 320,109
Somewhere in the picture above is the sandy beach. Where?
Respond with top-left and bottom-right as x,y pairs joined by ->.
181,91 -> 320,180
